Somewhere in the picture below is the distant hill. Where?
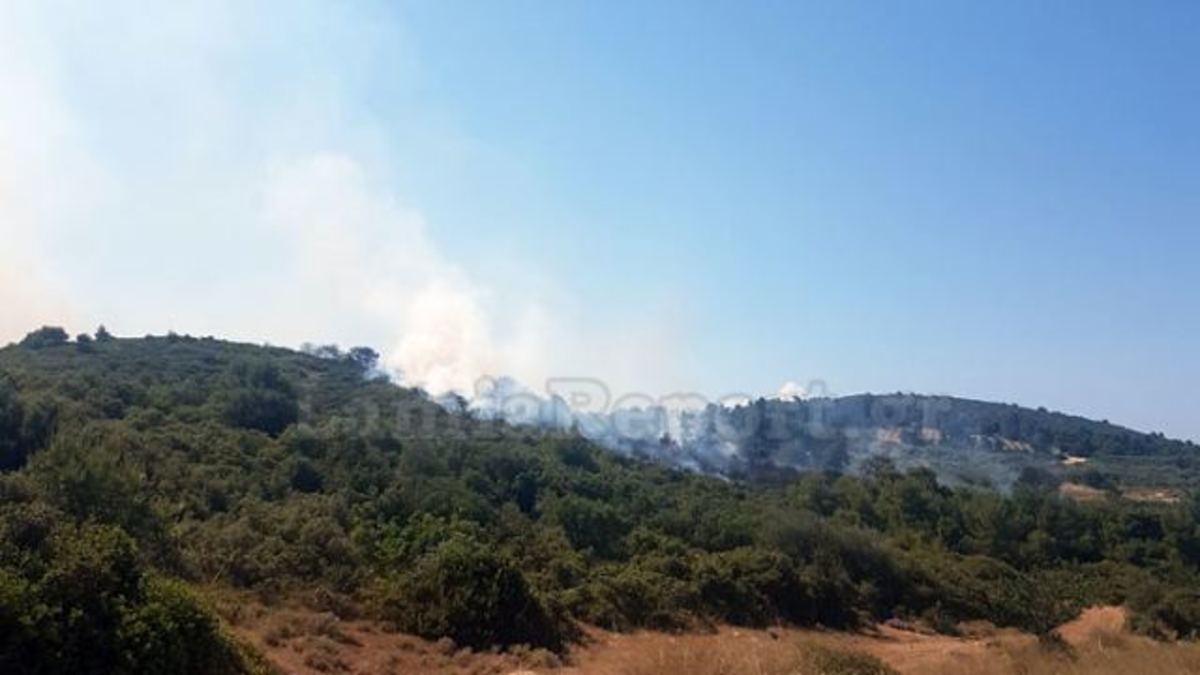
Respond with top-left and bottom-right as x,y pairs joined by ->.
658,394 -> 1197,489
472,383 -> 1198,490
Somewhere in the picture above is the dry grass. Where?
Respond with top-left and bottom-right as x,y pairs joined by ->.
556,627 -> 908,675
908,638 -> 1200,675
606,639 -> 804,675
1058,482 -> 1108,502
213,589 -> 555,675
578,638 -> 895,675
798,644 -> 898,675
578,627 -> 1200,675
1121,487 -> 1184,504
210,594 -> 1200,675
910,607 -> 1200,675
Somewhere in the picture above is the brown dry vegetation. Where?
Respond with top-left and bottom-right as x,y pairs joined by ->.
558,613 -> 1200,675
215,593 -> 1200,675
1057,481 -> 1185,507
1122,487 -> 1184,504
1058,481 -> 1109,502
215,591 -> 561,675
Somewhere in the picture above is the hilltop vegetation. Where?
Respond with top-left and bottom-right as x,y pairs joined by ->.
3,328 -> 1200,673
585,393 -> 1200,490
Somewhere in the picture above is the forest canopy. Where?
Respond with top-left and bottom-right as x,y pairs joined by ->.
2,328 -> 1200,673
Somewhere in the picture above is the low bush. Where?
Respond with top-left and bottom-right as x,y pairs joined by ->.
0,513 -> 250,675
371,534 -> 566,651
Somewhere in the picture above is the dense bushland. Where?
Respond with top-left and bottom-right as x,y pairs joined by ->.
2,328 -> 1200,671
0,504 -> 260,675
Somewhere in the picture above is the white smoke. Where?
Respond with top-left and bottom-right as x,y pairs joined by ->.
0,6 -> 83,339
264,154 -> 545,394
0,1 -> 686,398
775,381 -> 809,400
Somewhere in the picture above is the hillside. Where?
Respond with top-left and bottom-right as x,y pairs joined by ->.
666,394 -> 1199,489
486,391 -> 1198,491
3,328 -> 1200,674
472,380 -> 1198,491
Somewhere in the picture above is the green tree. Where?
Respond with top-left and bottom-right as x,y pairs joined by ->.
0,377 -> 25,471
19,327 -> 69,350
217,359 -> 299,436
372,533 -> 564,650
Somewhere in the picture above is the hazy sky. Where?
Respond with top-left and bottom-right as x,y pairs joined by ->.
1,1 -> 1197,440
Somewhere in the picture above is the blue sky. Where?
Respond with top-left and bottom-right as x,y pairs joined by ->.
1,1 -> 1197,439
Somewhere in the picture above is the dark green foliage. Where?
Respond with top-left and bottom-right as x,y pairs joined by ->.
922,555 -> 1069,634
576,560 -> 697,630
1128,582 -> 1200,640
288,458 -> 324,493
25,435 -> 176,567
693,547 -> 799,626
347,346 -> 380,372
372,531 -> 564,650
0,377 -> 25,470
544,495 -> 628,559
0,510 -> 247,675
74,334 -> 94,353
0,332 -> 1199,665
217,359 -> 299,436
0,376 -> 56,471
116,578 -> 249,675
19,327 -> 69,350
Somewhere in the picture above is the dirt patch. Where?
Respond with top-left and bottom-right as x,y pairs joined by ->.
1055,606 -> 1130,648
1122,488 -> 1183,504
1059,482 -> 1108,502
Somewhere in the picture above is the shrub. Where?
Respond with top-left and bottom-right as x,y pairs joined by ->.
925,554 -> 1071,634
75,334 -> 95,353
289,458 -> 324,493
544,495 -> 628,559
20,327 -> 69,350
221,388 -> 298,436
0,378 -> 25,471
1128,583 -> 1200,640
371,534 -> 565,651
799,644 -> 898,675
693,547 -> 801,626
217,360 -> 299,436
116,578 -> 247,675
0,519 -> 246,675
577,562 -> 697,631
28,434 -> 169,560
